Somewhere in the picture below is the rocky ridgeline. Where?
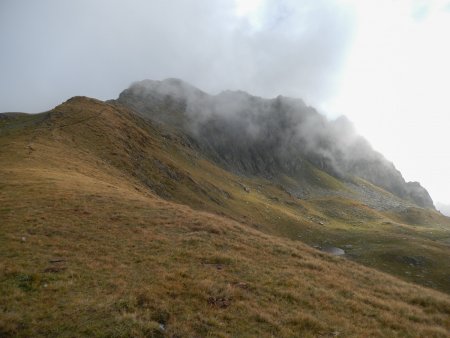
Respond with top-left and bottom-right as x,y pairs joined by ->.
114,78 -> 434,209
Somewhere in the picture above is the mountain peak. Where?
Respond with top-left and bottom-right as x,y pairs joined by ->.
127,78 -> 207,99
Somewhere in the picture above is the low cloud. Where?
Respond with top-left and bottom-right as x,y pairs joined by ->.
0,0 -> 355,113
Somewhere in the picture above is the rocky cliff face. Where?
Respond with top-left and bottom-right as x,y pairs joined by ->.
115,78 -> 435,209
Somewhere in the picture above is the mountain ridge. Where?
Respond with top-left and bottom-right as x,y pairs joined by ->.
114,78 -> 434,210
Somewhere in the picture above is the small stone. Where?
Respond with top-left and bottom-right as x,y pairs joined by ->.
21,237 -> 26,242
322,247 -> 345,256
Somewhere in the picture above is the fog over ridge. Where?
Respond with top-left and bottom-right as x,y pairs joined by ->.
116,78 -> 434,209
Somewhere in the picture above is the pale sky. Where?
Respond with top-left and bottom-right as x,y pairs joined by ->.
0,0 -> 449,206
321,0 -> 450,207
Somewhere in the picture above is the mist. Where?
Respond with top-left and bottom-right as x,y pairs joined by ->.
436,203 -> 450,217
116,78 -> 434,210
0,0 -> 354,113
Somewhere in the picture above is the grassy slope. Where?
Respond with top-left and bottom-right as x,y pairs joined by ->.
107,98 -> 450,294
1,98 -> 450,337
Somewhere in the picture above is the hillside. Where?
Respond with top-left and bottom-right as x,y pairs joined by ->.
1,96 -> 450,336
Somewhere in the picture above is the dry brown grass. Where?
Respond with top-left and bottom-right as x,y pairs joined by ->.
1,98 -> 450,337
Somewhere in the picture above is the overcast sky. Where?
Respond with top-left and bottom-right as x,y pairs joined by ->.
1,0 -> 449,206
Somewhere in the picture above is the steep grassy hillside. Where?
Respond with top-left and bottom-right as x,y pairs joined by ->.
1,98 -> 450,336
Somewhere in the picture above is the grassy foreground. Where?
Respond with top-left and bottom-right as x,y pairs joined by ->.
1,98 -> 450,336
